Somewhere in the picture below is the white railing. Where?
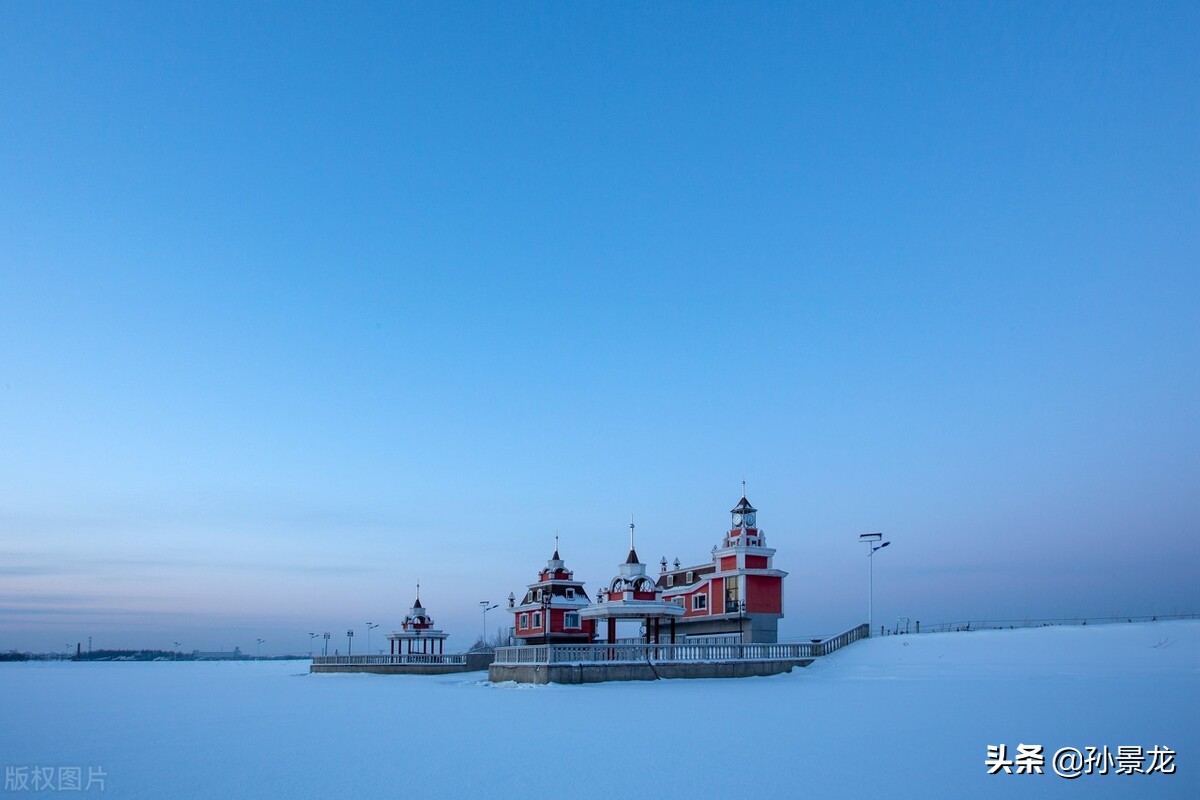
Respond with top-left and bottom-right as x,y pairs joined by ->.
312,653 -> 467,666
493,624 -> 869,665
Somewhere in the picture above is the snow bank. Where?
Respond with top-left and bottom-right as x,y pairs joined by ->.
2,621 -> 1195,799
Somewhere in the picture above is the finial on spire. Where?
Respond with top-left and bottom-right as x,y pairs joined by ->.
742,478 -> 746,498
630,515 -> 635,551
416,579 -> 420,600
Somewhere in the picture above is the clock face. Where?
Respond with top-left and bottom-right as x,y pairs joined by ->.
732,512 -> 744,528
744,512 -> 756,528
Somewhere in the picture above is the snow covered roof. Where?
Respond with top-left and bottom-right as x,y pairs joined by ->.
579,599 -> 685,619
657,564 -> 716,590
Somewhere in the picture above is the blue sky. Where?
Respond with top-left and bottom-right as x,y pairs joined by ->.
2,2 -> 1197,654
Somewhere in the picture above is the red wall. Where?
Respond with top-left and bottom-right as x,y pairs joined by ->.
746,575 -> 782,613
746,555 -> 768,569
682,586 -> 710,617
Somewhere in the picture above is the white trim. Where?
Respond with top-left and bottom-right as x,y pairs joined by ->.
563,612 -> 580,629
692,593 -> 708,611
532,611 -> 542,629
518,613 -> 529,629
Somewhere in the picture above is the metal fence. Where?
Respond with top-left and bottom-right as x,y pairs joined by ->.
493,624 -> 869,665
312,653 -> 467,666
887,612 -> 1199,636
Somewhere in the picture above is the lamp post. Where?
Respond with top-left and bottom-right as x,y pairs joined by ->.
256,638 -> 265,659
859,533 -> 891,636
308,632 -> 318,658
541,591 -> 552,646
322,632 -> 330,657
366,622 -> 379,656
346,629 -> 354,656
479,601 -> 499,648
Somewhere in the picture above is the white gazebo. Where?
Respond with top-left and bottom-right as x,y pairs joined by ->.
387,584 -> 449,656
579,521 -> 683,644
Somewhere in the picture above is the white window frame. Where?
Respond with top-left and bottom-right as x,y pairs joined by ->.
565,587 -> 575,599
532,611 -> 542,629
519,613 -> 529,629
535,589 -> 543,601
666,575 -> 674,587
692,593 -> 707,611
686,570 -> 694,584
563,612 -> 580,629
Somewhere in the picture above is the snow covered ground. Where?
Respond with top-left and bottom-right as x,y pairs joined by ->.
3,620 -> 1196,798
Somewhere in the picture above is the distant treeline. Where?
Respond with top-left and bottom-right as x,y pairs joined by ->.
1,649 -> 305,662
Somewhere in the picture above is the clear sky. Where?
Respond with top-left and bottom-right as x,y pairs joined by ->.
2,2 -> 1197,655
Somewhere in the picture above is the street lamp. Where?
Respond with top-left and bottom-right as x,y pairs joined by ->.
346,629 -> 354,656
322,632 -> 331,656
859,533 -> 891,636
366,622 -> 379,656
308,632 -> 318,658
479,601 -> 499,648
256,638 -> 265,659
541,591 -> 552,645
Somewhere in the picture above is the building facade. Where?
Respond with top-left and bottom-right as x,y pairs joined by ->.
506,492 -> 788,645
509,543 -> 597,645
655,492 -> 787,642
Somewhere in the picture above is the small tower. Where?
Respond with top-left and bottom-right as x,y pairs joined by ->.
387,582 -> 449,656
580,519 -> 683,644
511,539 -> 596,645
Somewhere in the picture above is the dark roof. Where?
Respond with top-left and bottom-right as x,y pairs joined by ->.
551,548 -> 561,560
625,548 -> 640,565
656,563 -> 717,589
413,596 -> 424,609
731,496 -> 757,513
520,584 -> 591,605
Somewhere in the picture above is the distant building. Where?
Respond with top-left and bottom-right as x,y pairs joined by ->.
656,492 -> 787,642
509,542 -> 596,644
387,585 -> 449,656
507,490 -> 788,645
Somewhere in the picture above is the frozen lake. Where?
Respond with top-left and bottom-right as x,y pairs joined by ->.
3,620 -> 1196,798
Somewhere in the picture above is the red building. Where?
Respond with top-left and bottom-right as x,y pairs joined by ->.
656,491 -> 787,642
507,490 -> 788,646
509,541 -> 597,645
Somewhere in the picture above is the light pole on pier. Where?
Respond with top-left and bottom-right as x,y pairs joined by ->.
859,533 -> 891,636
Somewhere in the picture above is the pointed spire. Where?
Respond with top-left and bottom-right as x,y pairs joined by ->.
413,579 -> 423,609
553,531 -> 560,560
626,515 -> 640,564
